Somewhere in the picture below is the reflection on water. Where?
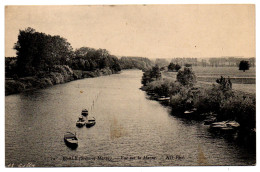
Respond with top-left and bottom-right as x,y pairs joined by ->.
5,70 -> 255,167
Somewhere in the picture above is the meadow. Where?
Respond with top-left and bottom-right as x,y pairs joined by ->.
162,66 -> 256,94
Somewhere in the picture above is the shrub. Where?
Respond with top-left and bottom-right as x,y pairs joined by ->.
170,86 -> 194,112
193,85 -> 230,113
216,76 -> 232,91
141,65 -> 162,86
5,80 -> 26,95
176,67 -> 196,87
220,95 -> 255,130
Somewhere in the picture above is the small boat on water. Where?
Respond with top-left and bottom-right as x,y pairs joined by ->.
184,108 -> 197,115
86,117 -> 96,128
81,109 -> 88,116
76,116 -> 85,127
64,132 -> 78,148
210,121 -> 240,133
157,96 -> 170,101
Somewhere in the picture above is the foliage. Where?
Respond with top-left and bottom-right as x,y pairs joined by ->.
170,87 -> 194,112
12,27 -> 122,77
168,62 -> 181,72
141,65 -> 162,86
185,64 -> 192,67
175,64 -> 181,71
120,56 -> 154,71
239,60 -> 250,72
176,67 -> 197,87
142,63 -> 255,131
220,95 -> 255,129
145,78 -> 179,97
72,47 -> 121,72
155,58 -> 169,67
216,76 -> 232,91
14,27 -> 74,76
5,57 -> 17,78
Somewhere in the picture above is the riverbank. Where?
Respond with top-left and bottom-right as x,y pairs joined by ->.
5,65 -> 119,96
141,67 -> 256,151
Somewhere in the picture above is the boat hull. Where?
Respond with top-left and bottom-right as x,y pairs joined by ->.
86,122 -> 96,128
76,122 -> 85,127
81,112 -> 88,116
64,132 -> 78,149
64,139 -> 78,149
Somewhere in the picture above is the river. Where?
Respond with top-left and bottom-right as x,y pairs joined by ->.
5,70 -> 255,167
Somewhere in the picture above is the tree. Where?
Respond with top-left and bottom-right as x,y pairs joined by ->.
239,60 -> 250,72
168,63 -> 176,71
168,63 -> 181,72
151,65 -> 161,80
177,67 -> 196,87
141,65 -> 162,86
216,76 -> 232,91
175,64 -> 181,71
14,27 -> 73,76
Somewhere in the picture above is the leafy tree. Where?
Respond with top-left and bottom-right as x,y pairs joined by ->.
216,76 -> 232,91
177,67 -> 196,87
151,65 -> 162,80
175,64 -> 181,71
141,65 -> 162,86
168,63 -> 176,71
168,63 -> 181,72
239,60 -> 250,72
14,27 -> 73,76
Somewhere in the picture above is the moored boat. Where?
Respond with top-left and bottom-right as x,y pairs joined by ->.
157,96 -> 170,101
64,132 -> 78,148
86,117 -> 96,128
81,109 -> 88,116
76,116 -> 85,127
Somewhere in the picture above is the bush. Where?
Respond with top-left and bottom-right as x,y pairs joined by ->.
141,65 -> 162,86
5,80 -> 26,95
170,93 -> 186,112
170,86 -> 194,112
220,95 -> 255,130
168,63 -> 181,72
216,76 -> 232,91
177,67 -> 196,87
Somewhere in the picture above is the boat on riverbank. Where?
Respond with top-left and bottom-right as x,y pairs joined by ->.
86,117 -> 96,128
210,121 -> 240,133
64,132 -> 78,148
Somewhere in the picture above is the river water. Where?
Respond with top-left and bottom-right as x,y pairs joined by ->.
5,70 -> 255,167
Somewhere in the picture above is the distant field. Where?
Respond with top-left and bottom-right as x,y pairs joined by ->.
162,66 -> 256,94
192,66 -> 255,78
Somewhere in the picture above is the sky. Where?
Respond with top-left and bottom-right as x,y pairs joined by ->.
5,5 -> 255,58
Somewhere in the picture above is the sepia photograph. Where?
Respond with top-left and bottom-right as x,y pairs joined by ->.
3,2 -> 256,167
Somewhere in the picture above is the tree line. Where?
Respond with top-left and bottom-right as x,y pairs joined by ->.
7,27 -> 155,78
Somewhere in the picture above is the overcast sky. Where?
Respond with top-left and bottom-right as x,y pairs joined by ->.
5,5 -> 255,58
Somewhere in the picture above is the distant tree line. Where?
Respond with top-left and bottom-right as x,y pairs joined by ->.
120,56 -> 154,71
170,57 -> 255,67
71,47 -> 121,72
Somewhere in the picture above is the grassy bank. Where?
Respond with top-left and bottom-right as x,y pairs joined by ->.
141,66 -> 256,135
5,65 -> 117,96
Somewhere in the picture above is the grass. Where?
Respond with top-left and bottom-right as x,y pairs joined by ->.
162,66 -> 256,94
